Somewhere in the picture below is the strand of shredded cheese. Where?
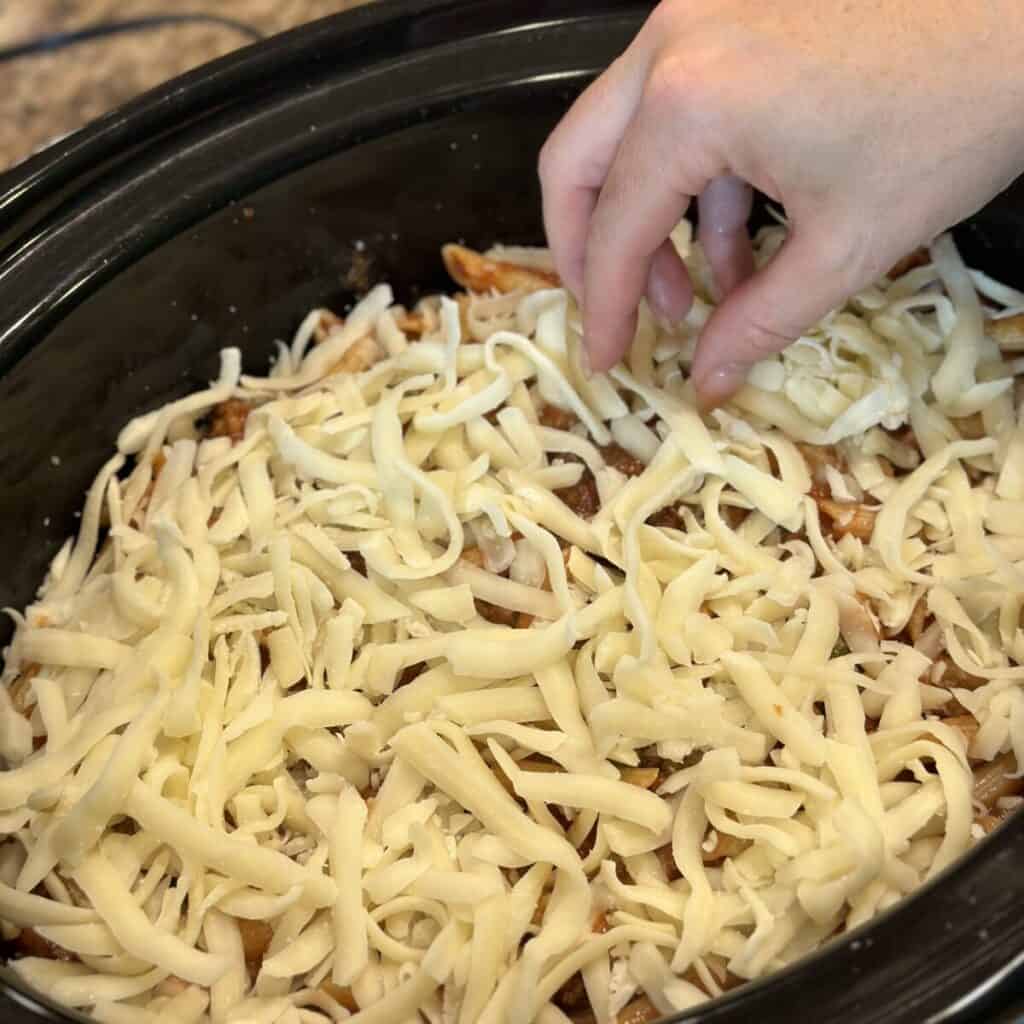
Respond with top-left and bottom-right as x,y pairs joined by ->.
1,225 -> 1022,1024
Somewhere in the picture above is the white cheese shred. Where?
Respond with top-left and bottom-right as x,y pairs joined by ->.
1,226 -> 1021,1024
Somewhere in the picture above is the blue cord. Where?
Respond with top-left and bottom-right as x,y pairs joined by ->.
0,14 -> 264,63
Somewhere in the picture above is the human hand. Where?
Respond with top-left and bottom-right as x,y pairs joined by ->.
539,0 -> 1024,403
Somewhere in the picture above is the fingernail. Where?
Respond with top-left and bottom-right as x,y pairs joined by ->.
648,275 -> 685,325
696,363 -> 747,410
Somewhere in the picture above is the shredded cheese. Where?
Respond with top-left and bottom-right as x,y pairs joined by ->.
1,226 -> 1022,1024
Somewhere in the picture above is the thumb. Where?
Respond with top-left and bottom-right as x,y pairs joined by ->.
691,225 -> 859,407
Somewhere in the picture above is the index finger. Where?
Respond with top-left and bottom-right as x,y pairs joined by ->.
581,103 -> 708,371
538,52 -> 650,299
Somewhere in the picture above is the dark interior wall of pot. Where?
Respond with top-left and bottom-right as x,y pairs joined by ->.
0,91 -> 569,633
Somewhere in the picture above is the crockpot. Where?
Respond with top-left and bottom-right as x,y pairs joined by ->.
1,2 -> 1023,1021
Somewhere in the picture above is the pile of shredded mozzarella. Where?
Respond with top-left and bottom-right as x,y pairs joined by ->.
1,222 -> 1024,1024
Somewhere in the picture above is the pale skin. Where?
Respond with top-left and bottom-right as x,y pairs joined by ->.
538,0 -> 1024,405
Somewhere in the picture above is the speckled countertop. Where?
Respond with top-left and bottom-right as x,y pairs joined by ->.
0,1 -> 370,172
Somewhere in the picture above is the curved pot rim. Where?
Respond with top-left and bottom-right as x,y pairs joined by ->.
0,4 -> 1022,1023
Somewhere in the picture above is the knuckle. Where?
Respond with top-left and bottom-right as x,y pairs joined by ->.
843,230 -> 891,288
817,227 -> 861,276
745,319 -> 798,360
643,52 -> 692,115
814,226 -> 880,297
807,204 -> 890,280
741,319 -> 795,360
644,0 -> 691,43
643,44 -> 735,146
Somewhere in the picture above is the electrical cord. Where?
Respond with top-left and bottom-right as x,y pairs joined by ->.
0,13 -> 264,63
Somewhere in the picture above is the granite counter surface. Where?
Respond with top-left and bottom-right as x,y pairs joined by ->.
0,1 -> 369,172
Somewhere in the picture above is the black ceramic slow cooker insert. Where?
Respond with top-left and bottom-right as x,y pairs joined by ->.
1,2 -> 1023,1021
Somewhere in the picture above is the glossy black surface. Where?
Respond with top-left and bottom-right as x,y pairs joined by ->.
1,2 -> 1024,1022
